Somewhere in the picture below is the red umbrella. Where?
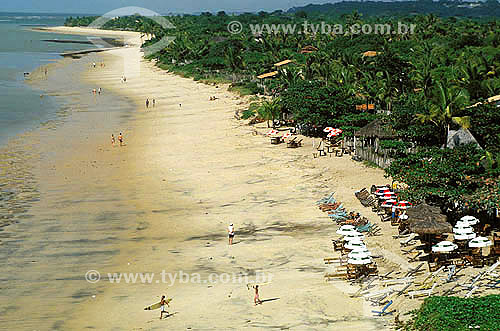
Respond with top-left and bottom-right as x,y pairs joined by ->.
381,201 -> 396,208
283,132 -> 292,139
380,194 -> 397,200
396,201 -> 412,209
375,188 -> 391,196
266,129 -> 279,136
323,127 -> 334,132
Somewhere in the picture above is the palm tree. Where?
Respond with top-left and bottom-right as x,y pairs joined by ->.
416,81 -> 471,145
258,98 -> 282,128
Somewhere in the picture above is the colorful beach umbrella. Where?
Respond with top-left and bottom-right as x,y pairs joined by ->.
432,241 -> 458,253
380,194 -> 397,200
468,237 -> 493,248
266,129 -> 279,136
396,201 -> 412,209
460,216 -> 479,225
375,188 -> 391,196
381,200 -> 397,208
323,127 -> 334,132
282,131 -> 292,139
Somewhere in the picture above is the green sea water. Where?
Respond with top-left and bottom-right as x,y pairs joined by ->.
0,13 -> 92,145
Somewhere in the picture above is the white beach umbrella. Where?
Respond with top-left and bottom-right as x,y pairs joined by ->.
323,127 -> 334,132
282,131 -> 292,139
432,241 -> 458,253
453,225 -> 474,234
456,220 -> 472,228
460,216 -> 479,225
343,232 -> 365,241
468,237 -> 493,248
336,228 -> 357,236
454,232 -> 476,241
344,240 -> 367,250
336,225 -> 356,235
348,256 -> 373,265
348,248 -> 372,259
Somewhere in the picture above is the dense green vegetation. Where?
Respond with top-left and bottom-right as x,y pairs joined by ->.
64,6 -> 500,214
401,295 -> 500,330
289,0 -> 500,18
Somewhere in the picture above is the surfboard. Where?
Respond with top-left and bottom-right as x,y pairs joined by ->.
144,298 -> 172,310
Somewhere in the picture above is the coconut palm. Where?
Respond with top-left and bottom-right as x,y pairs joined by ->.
416,81 -> 471,145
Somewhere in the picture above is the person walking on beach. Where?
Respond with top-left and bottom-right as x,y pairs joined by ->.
98,87 -> 102,95
92,62 -> 96,68
391,203 -> 397,221
146,98 -> 150,109
111,134 -> 115,146
159,295 -> 170,319
228,223 -> 235,245
152,99 -> 155,107
118,132 -> 123,146
252,285 -> 262,306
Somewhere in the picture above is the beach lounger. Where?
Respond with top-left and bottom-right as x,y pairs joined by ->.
396,282 -> 414,296
405,263 -> 425,277
379,214 -> 391,222
442,284 -> 461,296
400,233 -> 418,247
316,192 -> 336,204
372,300 -> 394,316
378,271 -> 394,280
408,251 -> 423,263
381,277 -> 414,287
363,288 -> 396,299
407,283 -> 437,299
464,286 -> 478,298
446,265 -> 457,282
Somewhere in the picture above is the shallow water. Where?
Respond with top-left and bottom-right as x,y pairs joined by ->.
0,13 -> 95,145
0,50 -> 139,330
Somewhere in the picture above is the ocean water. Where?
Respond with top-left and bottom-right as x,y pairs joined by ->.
0,13 -> 92,145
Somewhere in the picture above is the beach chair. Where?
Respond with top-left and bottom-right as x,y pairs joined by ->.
372,300 -> 394,316
396,282 -> 414,296
379,214 -> 391,222
407,283 -> 437,299
316,193 -> 336,205
378,271 -> 394,280
446,265 -> 457,282
381,277 -> 414,287
400,233 -> 418,247
464,286 -> 478,298
405,263 -> 425,277
408,251 -> 423,263
367,224 -> 382,236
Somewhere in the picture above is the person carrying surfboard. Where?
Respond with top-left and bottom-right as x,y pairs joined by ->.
159,295 -> 170,319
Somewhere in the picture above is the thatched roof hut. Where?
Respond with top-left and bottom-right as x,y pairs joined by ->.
354,119 -> 396,139
407,204 -> 452,235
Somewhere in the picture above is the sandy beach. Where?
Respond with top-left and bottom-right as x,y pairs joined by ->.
4,26 -> 495,330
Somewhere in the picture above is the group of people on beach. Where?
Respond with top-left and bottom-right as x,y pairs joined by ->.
92,87 -> 102,95
111,132 -> 124,147
146,98 -> 156,109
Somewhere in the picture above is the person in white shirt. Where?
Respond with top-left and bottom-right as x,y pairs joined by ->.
228,223 -> 235,245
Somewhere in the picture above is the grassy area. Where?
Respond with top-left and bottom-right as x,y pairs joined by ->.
401,295 -> 500,331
